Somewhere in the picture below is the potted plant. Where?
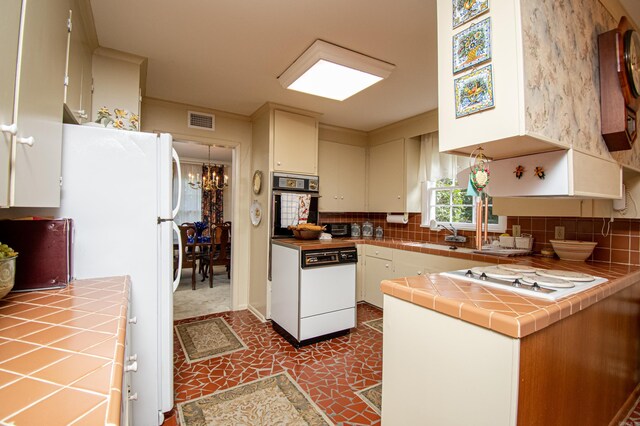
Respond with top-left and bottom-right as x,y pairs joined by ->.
0,243 -> 18,299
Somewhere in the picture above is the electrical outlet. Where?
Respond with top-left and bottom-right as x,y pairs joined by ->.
555,226 -> 565,240
512,225 -> 521,237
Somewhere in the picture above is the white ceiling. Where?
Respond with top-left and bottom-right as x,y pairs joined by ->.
89,1 -> 640,133
89,0 -> 438,132
620,0 -> 640,28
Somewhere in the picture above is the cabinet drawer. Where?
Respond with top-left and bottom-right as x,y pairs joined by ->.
300,308 -> 356,341
365,245 -> 393,260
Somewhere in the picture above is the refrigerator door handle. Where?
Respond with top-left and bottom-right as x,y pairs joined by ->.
172,222 -> 182,292
171,148 -> 182,219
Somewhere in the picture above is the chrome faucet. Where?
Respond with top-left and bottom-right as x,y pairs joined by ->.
442,223 -> 467,243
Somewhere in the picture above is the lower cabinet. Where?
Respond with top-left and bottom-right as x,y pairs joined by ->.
362,245 -> 493,309
364,255 -> 395,308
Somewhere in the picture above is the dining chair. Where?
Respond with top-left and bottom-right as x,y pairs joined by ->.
200,223 -> 231,283
174,224 -> 198,290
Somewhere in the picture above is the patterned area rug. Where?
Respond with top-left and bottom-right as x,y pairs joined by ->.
175,317 -> 247,363
362,318 -> 383,333
178,372 -> 333,425
356,383 -> 382,414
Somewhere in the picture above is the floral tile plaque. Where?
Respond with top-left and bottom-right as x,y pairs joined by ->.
453,0 -> 490,28
454,65 -> 495,118
453,17 -> 491,74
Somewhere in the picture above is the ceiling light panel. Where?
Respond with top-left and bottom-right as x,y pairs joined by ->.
278,40 -> 395,101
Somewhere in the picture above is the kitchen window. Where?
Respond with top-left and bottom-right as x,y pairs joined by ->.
422,178 -> 505,232
418,132 -> 505,232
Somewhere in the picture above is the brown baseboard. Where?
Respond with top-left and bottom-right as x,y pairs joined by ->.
610,383 -> 640,426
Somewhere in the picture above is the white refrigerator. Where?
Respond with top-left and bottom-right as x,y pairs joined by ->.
56,124 -> 181,425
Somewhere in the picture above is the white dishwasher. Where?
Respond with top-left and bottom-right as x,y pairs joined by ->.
271,242 -> 357,347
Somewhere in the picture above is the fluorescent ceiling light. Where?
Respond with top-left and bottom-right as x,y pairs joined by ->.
278,40 -> 395,101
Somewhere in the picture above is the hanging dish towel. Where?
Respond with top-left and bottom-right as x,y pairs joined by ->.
280,193 -> 300,227
298,194 -> 311,224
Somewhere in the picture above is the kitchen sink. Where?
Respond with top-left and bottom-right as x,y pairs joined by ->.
406,242 -> 475,254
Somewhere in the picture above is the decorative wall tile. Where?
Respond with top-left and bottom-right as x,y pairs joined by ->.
452,0 -> 490,28
455,65 -> 495,117
453,17 -> 491,74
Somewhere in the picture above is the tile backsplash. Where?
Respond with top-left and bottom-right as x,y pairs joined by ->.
319,213 -> 640,266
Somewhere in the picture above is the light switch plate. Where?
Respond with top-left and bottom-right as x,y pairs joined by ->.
555,226 -> 565,240
512,225 -> 521,237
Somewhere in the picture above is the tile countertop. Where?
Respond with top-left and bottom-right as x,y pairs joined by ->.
272,238 -> 358,250
0,276 -> 130,425
358,238 -> 640,338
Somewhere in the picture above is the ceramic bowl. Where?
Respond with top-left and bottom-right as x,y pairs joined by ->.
0,256 -> 16,299
549,240 -> 597,261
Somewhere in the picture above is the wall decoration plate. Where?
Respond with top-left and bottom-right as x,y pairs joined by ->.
453,17 -> 491,74
452,0 -> 489,28
250,200 -> 262,226
454,64 -> 495,118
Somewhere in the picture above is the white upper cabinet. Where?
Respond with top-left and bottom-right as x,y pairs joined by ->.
438,0 -> 596,159
318,141 -> 366,212
0,0 -> 22,207
368,138 -> 421,213
273,110 -> 318,175
92,48 -> 146,122
1,0 -> 69,207
64,0 -> 93,124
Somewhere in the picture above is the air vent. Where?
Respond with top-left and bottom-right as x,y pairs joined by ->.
188,111 -> 215,131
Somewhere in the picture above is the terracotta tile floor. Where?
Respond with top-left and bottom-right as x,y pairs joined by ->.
172,302 -> 383,425
170,302 -> 640,425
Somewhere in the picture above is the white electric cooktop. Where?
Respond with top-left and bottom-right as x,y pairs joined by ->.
440,265 -> 607,301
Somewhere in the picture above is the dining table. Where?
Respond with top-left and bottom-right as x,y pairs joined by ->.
174,236 -> 214,288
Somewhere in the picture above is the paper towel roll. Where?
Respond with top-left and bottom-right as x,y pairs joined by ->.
386,213 -> 408,224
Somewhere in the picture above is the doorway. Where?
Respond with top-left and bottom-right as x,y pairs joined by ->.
172,140 -> 234,320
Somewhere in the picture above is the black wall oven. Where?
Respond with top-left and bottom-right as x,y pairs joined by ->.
271,172 -> 319,238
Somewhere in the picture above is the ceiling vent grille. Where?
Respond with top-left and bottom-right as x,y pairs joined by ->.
188,111 -> 215,131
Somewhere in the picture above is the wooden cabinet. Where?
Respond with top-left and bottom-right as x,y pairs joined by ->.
64,0 -> 93,124
0,0 -> 69,207
273,110 -> 318,175
368,138 -> 420,213
318,141 -> 366,212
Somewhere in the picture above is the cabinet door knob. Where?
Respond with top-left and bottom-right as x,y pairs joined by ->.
128,392 -> 138,401
417,271 -> 422,275
340,196 -> 344,200
385,264 -> 389,268
128,316 -> 137,324
397,195 -> 401,199
277,161 -> 281,166
0,123 -> 17,135
334,195 -> 338,199
125,361 -> 138,372
16,136 -> 34,146
128,354 -> 138,362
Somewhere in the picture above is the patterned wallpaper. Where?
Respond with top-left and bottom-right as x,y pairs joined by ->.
519,0 -> 640,170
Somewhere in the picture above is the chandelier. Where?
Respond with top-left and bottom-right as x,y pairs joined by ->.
188,145 -> 229,191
